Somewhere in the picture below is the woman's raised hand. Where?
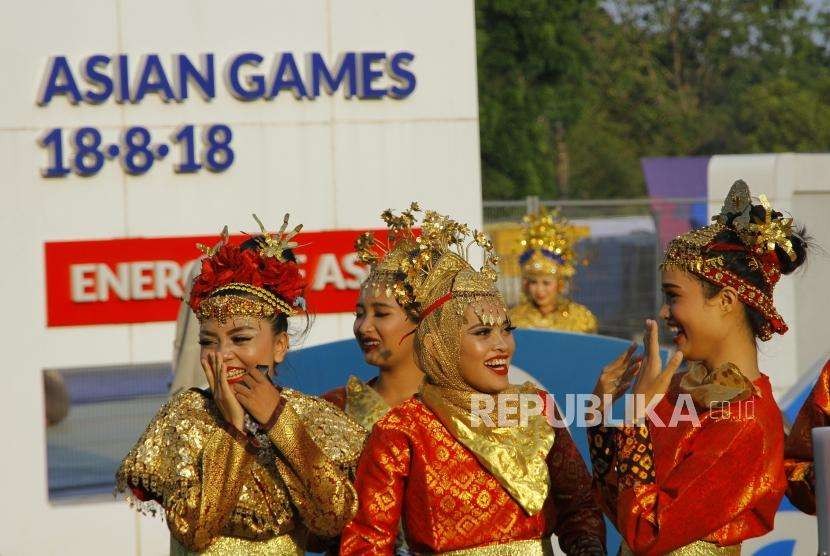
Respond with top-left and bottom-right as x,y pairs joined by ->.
201,352 -> 246,432
631,319 -> 684,417
594,341 -> 642,402
233,369 -> 281,426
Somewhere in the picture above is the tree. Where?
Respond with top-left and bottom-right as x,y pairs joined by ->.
476,0 -> 830,199
476,0 -> 595,199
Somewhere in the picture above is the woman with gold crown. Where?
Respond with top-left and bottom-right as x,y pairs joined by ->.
340,206 -> 606,555
322,206 -> 426,554
116,215 -> 366,555
590,180 -> 808,555
322,205 -> 425,433
509,208 -> 598,333
783,357 -> 830,515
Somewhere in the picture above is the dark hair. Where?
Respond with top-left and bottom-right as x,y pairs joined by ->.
700,204 -> 809,338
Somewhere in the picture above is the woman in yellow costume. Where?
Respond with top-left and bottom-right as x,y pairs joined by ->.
323,206 -> 425,433
509,208 -> 598,333
116,215 -> 365,555
340,206 -> 605,555
322,207 -> 426,555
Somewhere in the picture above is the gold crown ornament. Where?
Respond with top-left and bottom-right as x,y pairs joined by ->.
518,207 -> 587,278
357,203 -> 503,323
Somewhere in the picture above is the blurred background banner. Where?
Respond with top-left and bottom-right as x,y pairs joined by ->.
44,229 -> 376,326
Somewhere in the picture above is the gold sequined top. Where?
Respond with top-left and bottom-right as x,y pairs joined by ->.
116,388 -> 366,554
344,375 -> 391,431
322,376 -> 390,431
509,300 -> 597,333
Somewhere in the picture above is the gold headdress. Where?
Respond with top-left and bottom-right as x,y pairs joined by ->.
662,180 -> 797,340
189,214 -> 307,323
356,203 -> 503,322
354,203 -> 420,315
518,207 -> 587,278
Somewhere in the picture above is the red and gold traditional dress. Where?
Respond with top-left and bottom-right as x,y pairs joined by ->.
343,396 -> 604,555
340,205 -> 605,555
590,370 -> 785,555
589,181 -> 799,555
784,358 -> 830,514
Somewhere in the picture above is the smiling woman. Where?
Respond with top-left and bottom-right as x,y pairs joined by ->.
116,215 -> 365,555
322,207 -> 425,430
510,208 -> 598,334
458,302 -> 516,393
590,180 -> 809,556
340,206 -> 605,555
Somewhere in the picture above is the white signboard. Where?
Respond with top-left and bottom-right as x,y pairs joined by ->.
0,1 -> 481,553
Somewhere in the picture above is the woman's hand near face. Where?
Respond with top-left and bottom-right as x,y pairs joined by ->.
233,369 -> 281,426
631,319 -> 684,418
202,352 -> 246,432
593,341 -> 641,402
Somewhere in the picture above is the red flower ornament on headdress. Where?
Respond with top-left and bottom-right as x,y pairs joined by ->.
189,214 -> 307,321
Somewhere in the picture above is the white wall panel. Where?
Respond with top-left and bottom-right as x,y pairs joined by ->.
0,0 -> 480,553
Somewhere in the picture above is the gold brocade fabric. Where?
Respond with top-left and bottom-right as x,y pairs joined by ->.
340,397 -> 605,555
170,532 -> 304,555
345,375 -> 391,431
620,540 -> 740,556
421,382 -> 554,516
589,374 -> 786,555
679,362 -> 758,409
116,388 -> 365,553
509,300 -> 597,334
417,537 -> 554,555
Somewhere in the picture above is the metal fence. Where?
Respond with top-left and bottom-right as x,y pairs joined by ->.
484,196 -> 708,341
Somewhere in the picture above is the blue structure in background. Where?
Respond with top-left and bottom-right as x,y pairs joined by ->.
284,329 -> 633,462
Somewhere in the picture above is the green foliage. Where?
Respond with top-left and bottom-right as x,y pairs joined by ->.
476,0 -> 830,199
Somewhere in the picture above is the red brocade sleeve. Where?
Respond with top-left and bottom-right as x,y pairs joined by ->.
592,416 -> 782,556
339,422 -> 409,555
784,360 -> 830,514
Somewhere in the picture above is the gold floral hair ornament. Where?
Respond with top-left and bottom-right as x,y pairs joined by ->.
196,225 -> 229,256
400,208 -> 502,321
662,180 -> 796,340
355,202 -> 420,314
189,214 -> 308,323
358,204 -> 502,322
251,213 -> 303,261
518,207 -> 587,278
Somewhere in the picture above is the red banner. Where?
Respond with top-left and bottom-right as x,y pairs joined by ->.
44,230 -> 378,327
